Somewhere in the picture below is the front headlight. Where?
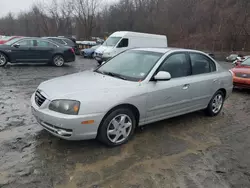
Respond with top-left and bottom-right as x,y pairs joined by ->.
103,53 -> 111,57
49,100 -> 80,115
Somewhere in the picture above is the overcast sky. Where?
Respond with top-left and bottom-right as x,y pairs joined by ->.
0,0 -> 41,17
0,0 -> 116,17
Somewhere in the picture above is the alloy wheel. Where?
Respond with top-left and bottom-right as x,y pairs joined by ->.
107,114 -> 133,144
212,94 -> 223,114
54,56 -> 64,66
0,54 -> 7,66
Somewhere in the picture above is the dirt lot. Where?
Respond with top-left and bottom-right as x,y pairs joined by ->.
0,57 -> 250,188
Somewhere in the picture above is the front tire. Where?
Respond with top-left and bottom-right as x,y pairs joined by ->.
0,52 -> 8,67
206,91 -> 225,116
97,61 -> 103,65
53,55 -> 64,67
98,108 -> 136,146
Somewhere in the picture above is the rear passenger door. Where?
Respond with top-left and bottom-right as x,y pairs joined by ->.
31,39 -> 57,62
188,52 -> 219,109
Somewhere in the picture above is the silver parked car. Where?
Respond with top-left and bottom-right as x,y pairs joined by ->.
31,48 -> 233,146
226,54 -> 239,62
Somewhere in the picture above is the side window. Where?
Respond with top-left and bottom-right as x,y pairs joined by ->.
190,53 -> 216,75
35,40 -> 57,47
117,38 -> 129,48
52,38 -> 65,45
17,40 -> 33,47
158,53 -> 191,78
63,39 -> 74,46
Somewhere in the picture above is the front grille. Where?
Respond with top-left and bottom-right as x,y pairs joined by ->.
235,72 -> 250,78
35,90 -> 46,107
96,53 -> 102,57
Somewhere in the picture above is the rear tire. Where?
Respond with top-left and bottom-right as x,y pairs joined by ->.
53,55 -> 64,67
0,52 -> 8,67
97,108 -> 136,147
206,91 -> 225,116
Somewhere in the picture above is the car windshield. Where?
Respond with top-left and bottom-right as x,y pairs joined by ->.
241,58 -> 250,66
5,38 -> 22,45
96,50 -> 163,81
103,37 -> 121,47
91,45 -> 100,49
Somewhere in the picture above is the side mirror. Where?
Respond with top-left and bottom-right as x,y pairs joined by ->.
13,43 -> 20,48
154,71 -> 171,81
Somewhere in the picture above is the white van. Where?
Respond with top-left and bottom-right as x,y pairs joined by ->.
95,31 -> 168,63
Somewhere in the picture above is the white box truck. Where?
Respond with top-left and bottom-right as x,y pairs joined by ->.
95,31 -> 168,64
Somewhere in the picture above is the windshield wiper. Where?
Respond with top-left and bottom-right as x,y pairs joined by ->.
95,70 -> 127,80
103,71 -> 128,80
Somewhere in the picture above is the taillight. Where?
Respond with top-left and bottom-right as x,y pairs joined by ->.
70,48 -> 75,54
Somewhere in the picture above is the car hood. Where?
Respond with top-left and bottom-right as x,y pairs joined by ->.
95,45 -> 114,54
232,66 -> 250,74
38,71 -> 138,100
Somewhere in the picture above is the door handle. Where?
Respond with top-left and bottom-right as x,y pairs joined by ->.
183,84 -> 190,90
213,79 -> 218,82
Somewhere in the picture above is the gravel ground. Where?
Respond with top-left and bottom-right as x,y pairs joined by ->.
0,57 -> 250,188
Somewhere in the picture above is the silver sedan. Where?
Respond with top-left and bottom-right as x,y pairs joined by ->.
31,48 -> 233,146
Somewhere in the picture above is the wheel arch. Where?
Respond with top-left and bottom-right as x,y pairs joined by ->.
53,53 -> 65,59
0,51 -> 10,62
98,103 -> 140,132
218,88 -> 226,98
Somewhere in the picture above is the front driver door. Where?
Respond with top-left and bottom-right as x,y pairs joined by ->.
146,52 -> 193,124
11,39 -> 34,62
115,38 -> 129,55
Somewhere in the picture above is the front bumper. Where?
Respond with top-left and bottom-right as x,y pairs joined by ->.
31,93 -> 104,140
233,77 -> 250,89
95,55 -> 111,62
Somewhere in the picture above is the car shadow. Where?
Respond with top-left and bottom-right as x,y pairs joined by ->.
34,110 -> 207,150
233,87 -> 250,94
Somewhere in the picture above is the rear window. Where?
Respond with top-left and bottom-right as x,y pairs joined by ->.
62,38 -> 75,46
50,38 -> 65,45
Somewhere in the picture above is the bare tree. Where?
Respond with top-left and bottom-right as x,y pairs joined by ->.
1,0 -> 250,51
72,0 -> 101,39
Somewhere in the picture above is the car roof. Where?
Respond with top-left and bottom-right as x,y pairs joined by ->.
44,37 -> 63,39
131,47 -> 205,54
44,37 -> 70,40
18,37 -> 44,40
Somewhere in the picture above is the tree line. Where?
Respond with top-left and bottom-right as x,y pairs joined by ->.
0,0 -> 250,51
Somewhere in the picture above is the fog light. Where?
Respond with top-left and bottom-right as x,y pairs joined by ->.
57,129 -> 66,136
